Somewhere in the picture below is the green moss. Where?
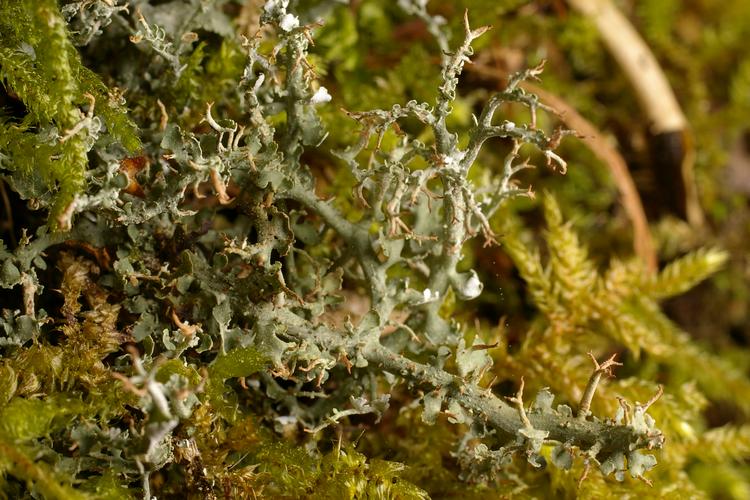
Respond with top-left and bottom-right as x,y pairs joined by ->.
0,438 -> 89,500
252,440 -> 428,499
78,471 -> 134,500
0,396 -> 84,441
0,0 -> 140,228
75,66 -> 141,154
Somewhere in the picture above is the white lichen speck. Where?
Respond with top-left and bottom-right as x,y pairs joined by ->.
275,415 -> 298,426
311,86 -> 332,105
462,272 -> 483,300
253,73 -> 265,92
422,288 -> 440,302
279,13 -> 299,32
264,0 -> 288,15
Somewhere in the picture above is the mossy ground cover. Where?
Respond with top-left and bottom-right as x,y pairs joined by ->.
1,1 -> 750,498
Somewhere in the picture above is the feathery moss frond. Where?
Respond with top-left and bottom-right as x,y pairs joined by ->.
681,424 -> 750,463
498,192 -> 747,416
0,0 -> 141,228
75,66 -> 141,153
0,1 -> 85,228
543,194 -> 598,309
640,302 -> 750,414
0,439 -> 88,500
644,247 -> 729,300
0,48 -> 54,122
500,220 -> 558,318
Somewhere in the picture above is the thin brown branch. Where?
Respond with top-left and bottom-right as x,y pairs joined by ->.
468,61 -> 657,271
521,79 -> 657,271
567,0 -> 703,227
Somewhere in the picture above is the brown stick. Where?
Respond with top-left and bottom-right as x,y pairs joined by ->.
567,0 -> 703,227
567,0 -> 684,133
468,62 -> 658,271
